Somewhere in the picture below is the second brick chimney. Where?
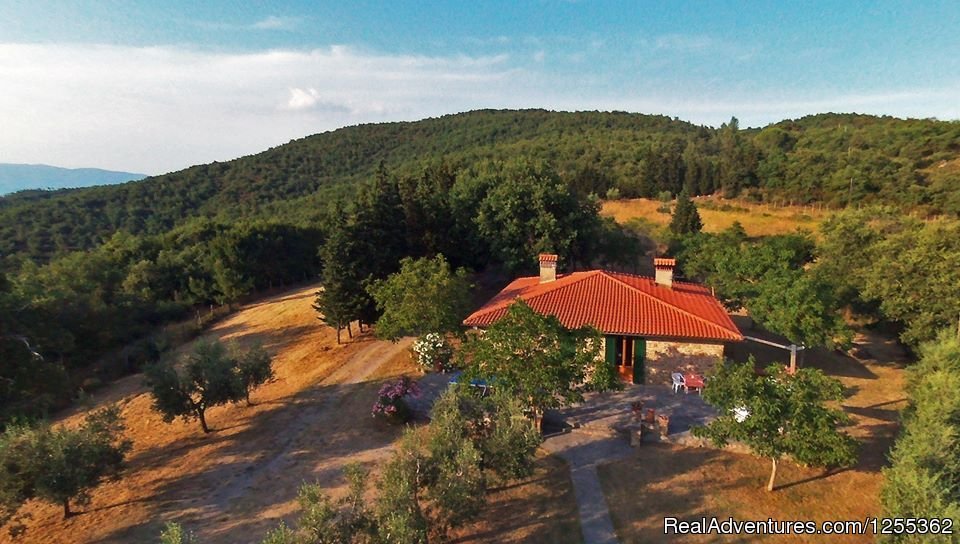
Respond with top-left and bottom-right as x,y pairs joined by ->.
539,254 -> 558,283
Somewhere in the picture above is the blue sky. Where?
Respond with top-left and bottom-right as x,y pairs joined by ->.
2,0 -> 959,173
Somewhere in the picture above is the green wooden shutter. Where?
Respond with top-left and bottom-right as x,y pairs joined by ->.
604,336 -> 617,371
633,338 -> 645,384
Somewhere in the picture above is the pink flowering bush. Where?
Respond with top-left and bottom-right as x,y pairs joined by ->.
371,377 -> 421,423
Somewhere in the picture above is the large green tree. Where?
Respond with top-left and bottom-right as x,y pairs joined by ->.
314,211 -> 365,344
473,159 -> 601,271
459,300 -> 619,428
144,341 -> 246,433
0,406 -> 132,523
368,254 -> 472,341
693,360 -> 858,492
882,331 -> 960,540
863,220 -> 960,346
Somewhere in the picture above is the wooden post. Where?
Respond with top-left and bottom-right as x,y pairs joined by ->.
789,345 -> 797,375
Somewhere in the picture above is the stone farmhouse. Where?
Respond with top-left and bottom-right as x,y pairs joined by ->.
463,254 -> 743,384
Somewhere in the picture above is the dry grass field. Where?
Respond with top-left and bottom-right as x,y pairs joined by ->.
451,453 -> 583,544
601,197 -> 832,237
598,324 -> 909,543
0,284 -> 579,544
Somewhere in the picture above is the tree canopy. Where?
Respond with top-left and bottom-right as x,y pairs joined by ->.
882,330 -> 960,535
693,359 -> 858,492
368,254 -> 472,341
0,406 -> 132,525
459,300 -> 620,427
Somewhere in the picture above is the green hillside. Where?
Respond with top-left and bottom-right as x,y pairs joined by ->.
1,109 -> 959,265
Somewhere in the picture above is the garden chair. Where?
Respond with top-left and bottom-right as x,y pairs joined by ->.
671,372 -> 686,394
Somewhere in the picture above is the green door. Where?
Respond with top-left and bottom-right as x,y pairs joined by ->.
633,338 -> 645,384
604,335 -> 617,372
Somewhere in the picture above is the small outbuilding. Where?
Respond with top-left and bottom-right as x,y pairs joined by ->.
463,254 -> 743,384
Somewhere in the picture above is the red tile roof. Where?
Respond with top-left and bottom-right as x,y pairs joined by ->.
463,270 -> 743,342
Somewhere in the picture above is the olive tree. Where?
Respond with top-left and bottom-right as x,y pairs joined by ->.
693,359 -> 858,491
145,341 -> 244,433
0,406 -> 132,523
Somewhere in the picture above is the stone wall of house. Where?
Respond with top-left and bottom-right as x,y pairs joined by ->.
644,340 -> 725,385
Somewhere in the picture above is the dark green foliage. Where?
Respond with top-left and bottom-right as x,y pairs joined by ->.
144,340 -> 269,433
314,212 -> 365,344
234,343 -> 274,405
862,220 -> 960,347
0,406 -> 132,526
368,254 -> 473,341
459,300 -> 616,427
668,187 -> 703,236
473,159 -> 601,271
693,359 -> 858,491
882,331 -> 960,541
678,227 -> 849,348
817,207 -> 960,346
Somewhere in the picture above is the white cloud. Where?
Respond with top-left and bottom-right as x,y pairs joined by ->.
0,43 -> 522,172
252,16 -> 300,31
0,42 -> 956,174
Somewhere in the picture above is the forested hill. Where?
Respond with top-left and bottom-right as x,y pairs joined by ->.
2,109 -> 959,263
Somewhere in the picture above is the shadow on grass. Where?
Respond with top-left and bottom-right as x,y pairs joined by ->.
89,377 -> 411,544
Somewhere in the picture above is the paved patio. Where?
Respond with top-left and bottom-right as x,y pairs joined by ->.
547,384 -> 717,443
542,385 -> 717,544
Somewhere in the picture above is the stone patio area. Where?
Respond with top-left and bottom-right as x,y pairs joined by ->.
546,384 -> 717,445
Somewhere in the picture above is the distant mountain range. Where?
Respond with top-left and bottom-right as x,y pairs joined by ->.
0,163 -> 147,195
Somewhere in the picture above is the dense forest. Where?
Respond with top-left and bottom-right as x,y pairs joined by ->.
2,108 -> 960,427
2,110 -> 960,265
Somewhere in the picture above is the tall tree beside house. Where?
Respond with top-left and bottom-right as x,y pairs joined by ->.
368,254 -> 473,341
0,406 -> 132,524
748,268 -> 852,349
668,187 -> 703,237
693,359 -> 858,492
473,159 -> 601,271
459,300 -> 617,429
882,330 -> 960,539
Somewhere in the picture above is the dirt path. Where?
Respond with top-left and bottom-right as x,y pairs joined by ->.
0,284 -> 421,544
207,338 -> 413,514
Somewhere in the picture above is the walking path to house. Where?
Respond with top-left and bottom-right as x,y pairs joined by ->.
542,385 -> 716,544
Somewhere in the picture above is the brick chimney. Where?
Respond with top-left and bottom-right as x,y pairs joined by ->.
539,254 -> 558,283
654,257 -> 676,288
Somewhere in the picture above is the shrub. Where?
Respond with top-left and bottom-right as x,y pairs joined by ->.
372,377 -> 420,424
412,333 -> 454,373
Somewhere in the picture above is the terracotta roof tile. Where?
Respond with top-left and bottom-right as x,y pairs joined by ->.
463,270 -> 742,342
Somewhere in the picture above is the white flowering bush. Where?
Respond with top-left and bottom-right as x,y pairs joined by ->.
412,333 -> 454,373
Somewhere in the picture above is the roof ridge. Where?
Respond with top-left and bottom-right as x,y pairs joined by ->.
466,270 -> 601,322
597,271 -> 739,339
604,269 -> 706,289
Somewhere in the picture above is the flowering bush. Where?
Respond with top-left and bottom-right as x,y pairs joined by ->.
412,333 -> 455,373
371,377 -> 421,423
